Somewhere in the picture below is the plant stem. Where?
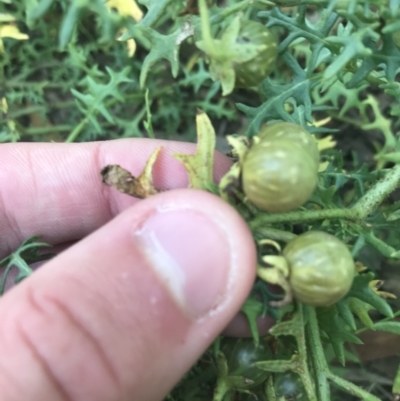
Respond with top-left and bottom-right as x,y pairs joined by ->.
352,164 -> 400,219
362,231 -> 398,259
24,125 -> 73,135
304,307 -> 382,400
250,164 -> 400,229
305,306 -> 331,401
294,306 -> 318,401
65,118 -> 88,143
327,373 -> 381,401
355,310 -> 400,335
266,306 -> 317,400
253,227 -> 297,242
249,207 -> 354,228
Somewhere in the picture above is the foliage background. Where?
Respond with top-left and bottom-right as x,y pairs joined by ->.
1,0 -> 400,400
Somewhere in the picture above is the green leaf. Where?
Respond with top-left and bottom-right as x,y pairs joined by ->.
260,6 -> 338,73
345,273 -> 393,318
324,23 -> 377,79
179,60 -> 212,94
70,66 -> 133,135
196,3 -> 268,96
130,23 -> 193,88
347,33 -> 400,87
313,72 -> 368,116
0,236 -> 53,295
336,299 -> 357,331
237,52 -> 319,137
372,321 -> 400,335
138,0 -> 174,27
387,209 -> 400,221
59,0 -> 127,47
360,95 -> 397,158
348,297 -> 374,329
240,296 -> 265,345
319,157 -> 377,200
26,0 -> 55,25
317,306 -> 363,366
173,110 -> 215,190
59,0 -> 84,47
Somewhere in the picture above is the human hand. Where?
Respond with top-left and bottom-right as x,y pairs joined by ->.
0,139 -> 272,401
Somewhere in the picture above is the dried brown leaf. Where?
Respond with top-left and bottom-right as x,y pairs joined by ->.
101,146 -> 162,198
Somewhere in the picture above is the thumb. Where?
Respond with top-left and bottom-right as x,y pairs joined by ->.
0,189 -> 257,401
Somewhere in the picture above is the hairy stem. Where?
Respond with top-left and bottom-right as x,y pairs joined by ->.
249,207 -> 354,229
250,164 -> 400,229
327,374 -> 381,401
305,307 -> 331,401
267,306 -> 317,400
294,306 -> 318,401
362,231 -> 398,258
352,164 -> 400,219
254,227 -> 297,242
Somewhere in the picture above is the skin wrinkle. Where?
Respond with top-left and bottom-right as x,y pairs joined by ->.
23,286 -> 122,401
16,322 -> 71,401
0,145 -> 111,257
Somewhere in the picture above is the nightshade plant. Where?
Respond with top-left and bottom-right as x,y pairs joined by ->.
1,0 -> 400,400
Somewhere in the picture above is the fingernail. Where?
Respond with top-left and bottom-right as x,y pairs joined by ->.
134,208 -> 233,319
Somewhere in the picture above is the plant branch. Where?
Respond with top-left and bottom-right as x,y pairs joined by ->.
249,164 -> 400,229
65,118 -> 88,143
253,227 -> 297,243
265,306 -> 317,400
249,207 -> 355,228
327,373 -> 382,401
305,306 -> 331,401
352,164 -> 400,219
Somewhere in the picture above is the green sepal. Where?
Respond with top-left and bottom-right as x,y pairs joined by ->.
348,297 -> 374,329
212,352 -> 255,401
336,299 -> 357,331
345,273 -> 393,318
316,306 -> 363,366
240,296 -> 265,345
196,0 -> 266,96
373,321 -> 400,335
128,23 -> 193,88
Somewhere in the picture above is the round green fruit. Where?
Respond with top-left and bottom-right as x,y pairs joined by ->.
234,20 -> 278,88
257,122 -> 320,170
283,231 -> 355,306
222,338 -> 272,389
274,372 -> 307,401
242,138 -> 318,212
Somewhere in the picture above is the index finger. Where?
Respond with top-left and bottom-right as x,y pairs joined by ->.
0,138 -> 232,258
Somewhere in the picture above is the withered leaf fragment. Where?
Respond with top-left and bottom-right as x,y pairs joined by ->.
101,146 -> 162,199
